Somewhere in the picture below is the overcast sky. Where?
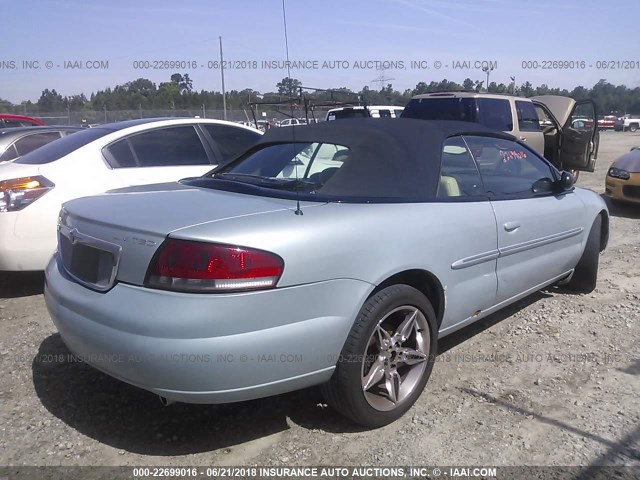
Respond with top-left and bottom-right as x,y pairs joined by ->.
2,0 -> 639,103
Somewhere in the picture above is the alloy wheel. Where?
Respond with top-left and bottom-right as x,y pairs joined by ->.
361,306 -> 431,411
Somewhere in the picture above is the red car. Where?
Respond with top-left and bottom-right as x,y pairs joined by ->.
597,115 -> 617,130
0,114 -> 45,128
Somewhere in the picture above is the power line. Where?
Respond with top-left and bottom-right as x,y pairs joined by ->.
371,69 -> 395,90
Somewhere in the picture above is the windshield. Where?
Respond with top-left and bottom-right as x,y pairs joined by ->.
15,127 -> 112,164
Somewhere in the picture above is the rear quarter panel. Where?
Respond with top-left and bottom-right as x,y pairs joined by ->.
172,201 -> 500,332
573,187 -> 609,250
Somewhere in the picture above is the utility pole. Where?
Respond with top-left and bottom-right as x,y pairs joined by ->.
103,104 -> 107,124
510,76 -> 516,95
219,36 -> 227,120
202,104 -> 206,118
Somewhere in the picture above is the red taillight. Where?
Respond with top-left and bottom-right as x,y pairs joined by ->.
145,239 -> 284,293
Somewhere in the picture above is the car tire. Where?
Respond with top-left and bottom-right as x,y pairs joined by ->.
629,124 -> 638,132
321,284 -> 438,428
566,215 -> 602,293
609,198 -> 625,206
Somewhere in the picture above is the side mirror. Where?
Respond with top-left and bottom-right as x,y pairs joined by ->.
532,177 -> 554,194
555,171 -> 575,191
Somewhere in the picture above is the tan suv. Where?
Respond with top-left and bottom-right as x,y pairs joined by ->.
401,92 -> 599,174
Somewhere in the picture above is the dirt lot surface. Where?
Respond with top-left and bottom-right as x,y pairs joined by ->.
0,132 -> 639,470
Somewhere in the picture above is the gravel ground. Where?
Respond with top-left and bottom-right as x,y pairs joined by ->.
0,132 -> 638,469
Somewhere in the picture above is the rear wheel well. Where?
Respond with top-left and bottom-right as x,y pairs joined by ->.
371,270 -> 445,328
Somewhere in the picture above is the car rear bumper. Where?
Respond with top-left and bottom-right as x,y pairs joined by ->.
605,174 -> 640,204
44,256 -> 371,404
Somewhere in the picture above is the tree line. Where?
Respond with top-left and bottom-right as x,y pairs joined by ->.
2,74 -> 640,116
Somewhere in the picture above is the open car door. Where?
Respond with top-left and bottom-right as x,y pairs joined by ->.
532,95 -> 599,172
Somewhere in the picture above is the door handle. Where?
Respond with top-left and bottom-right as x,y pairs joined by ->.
504,221 -> 520,232
519,137 -> 527,142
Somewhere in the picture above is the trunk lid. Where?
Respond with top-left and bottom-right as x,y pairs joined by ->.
0,161 -> 40,180
59,182 -> 309,287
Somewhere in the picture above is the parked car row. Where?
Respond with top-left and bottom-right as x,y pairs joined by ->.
239,105 -> 407,130
1,94 -> 626,278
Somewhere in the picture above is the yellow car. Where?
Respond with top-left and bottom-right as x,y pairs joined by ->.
605,147 -> 640,204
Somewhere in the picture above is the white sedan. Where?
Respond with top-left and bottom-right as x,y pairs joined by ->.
0,118 -> 261,271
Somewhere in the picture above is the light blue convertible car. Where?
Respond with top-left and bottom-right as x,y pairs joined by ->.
45,119 -> 608,427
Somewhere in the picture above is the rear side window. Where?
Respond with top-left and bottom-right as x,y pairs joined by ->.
403,97 -> 513,131
202,125 -> 261,164
0,144 -> 18,162
438,136 -> 484,198
401,97 -> 477,122
104,139 -> 136,168
16,128 -> 111,164
476,98 -> 513,131
104,126 -> 209,168
515,101 -> 541,132
14,132 -> 62,156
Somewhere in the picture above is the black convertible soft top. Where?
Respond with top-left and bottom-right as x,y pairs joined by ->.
215,118 -> 516,202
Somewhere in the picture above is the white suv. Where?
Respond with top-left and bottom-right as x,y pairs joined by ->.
325,106 -> 404,121
278,118 -> 307,127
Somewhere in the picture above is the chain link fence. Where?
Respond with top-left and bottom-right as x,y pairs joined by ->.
24,108 -> 324,126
